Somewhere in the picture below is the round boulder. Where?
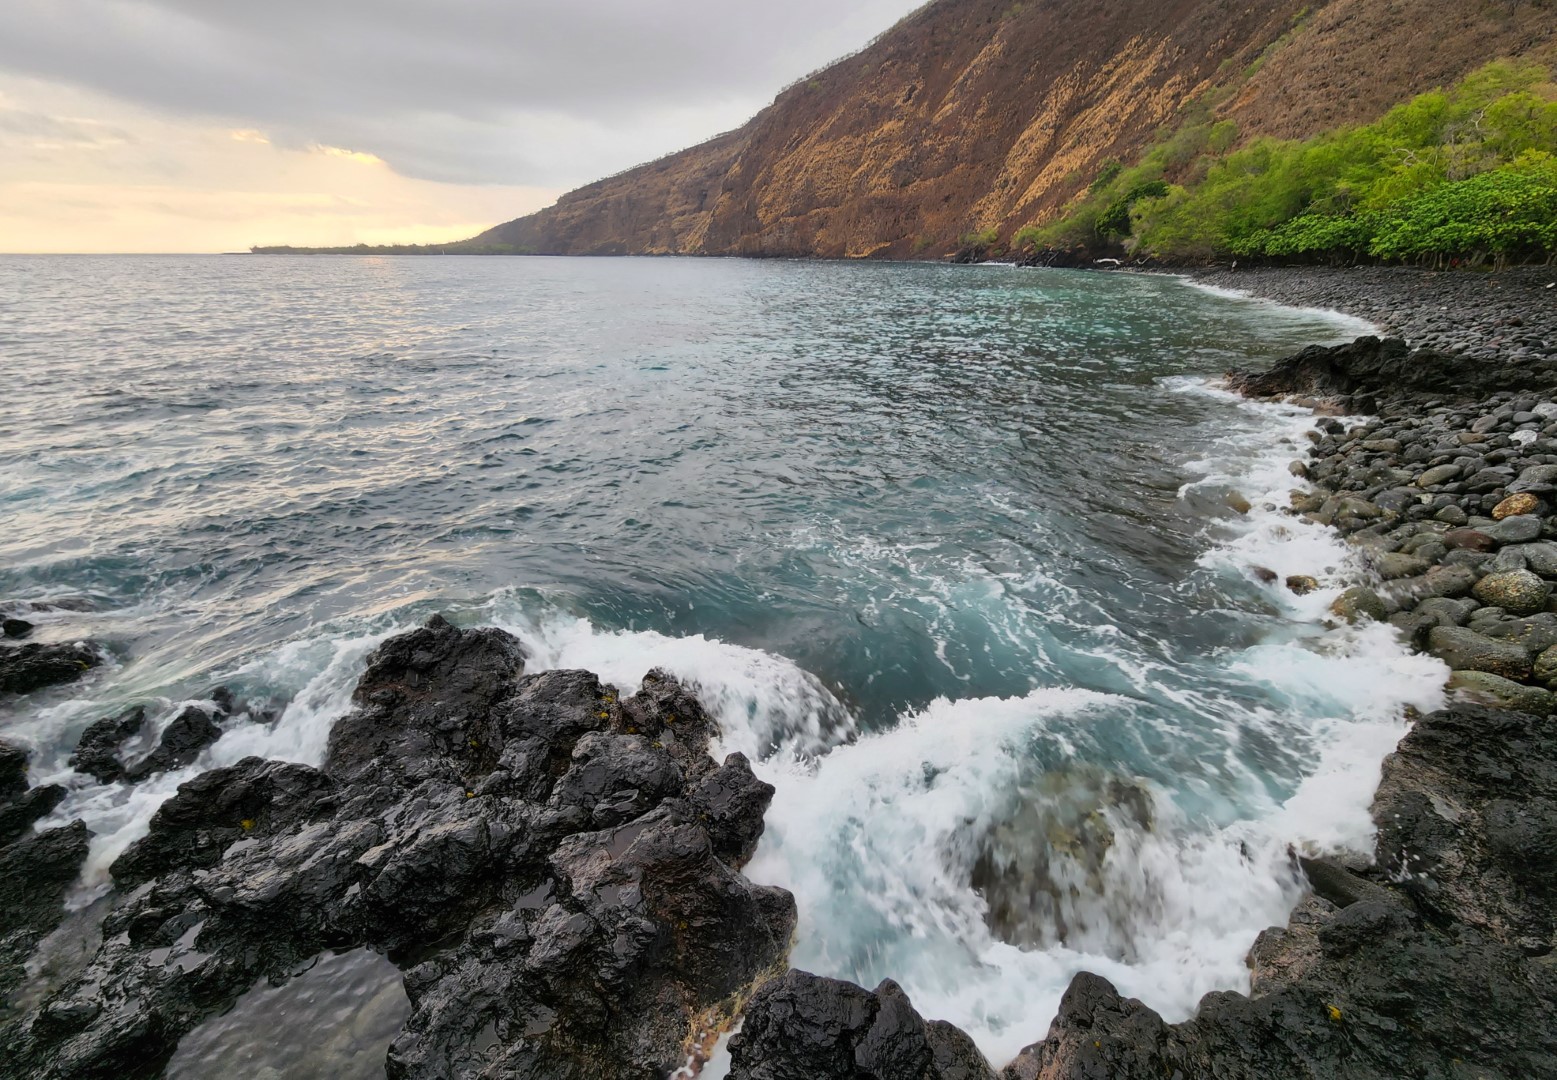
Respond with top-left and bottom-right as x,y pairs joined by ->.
1444,529 -> 1497,553
1534,645 -> 1557,689
1446,671 -> 1556,715
1330,586 -> 1388,624
1417,464 -> 1462,488
1486,515 -> 1544,545
1286,575 -> 1320,596
1427,626 -> 1533,681
1472,569 -> 1552,617
1373,552 -> 1431,581
1492,493 -> 1542,521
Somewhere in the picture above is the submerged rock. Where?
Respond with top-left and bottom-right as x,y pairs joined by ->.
165,948 -> 411,1080
1,616 -> 793,1080
970,769 -> 1152,954
1284,575 -> 1319,596
999,704 -> 1557,1079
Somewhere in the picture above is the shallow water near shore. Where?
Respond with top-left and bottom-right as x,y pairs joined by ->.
1,255 -> 1444,1068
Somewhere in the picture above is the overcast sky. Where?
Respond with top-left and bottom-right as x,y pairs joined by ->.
0,0 -> 927,252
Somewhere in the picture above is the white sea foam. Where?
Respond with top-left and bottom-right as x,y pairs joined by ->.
16,313 -> 1442,1071
716,376 -> 1440,1065
486,600 -> 857,762
36,623 -> 404,895
1172,275 -> 1381,340
463,461 -> 1443,1066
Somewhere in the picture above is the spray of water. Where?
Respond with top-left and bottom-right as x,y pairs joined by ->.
16,380 -> 1442,1070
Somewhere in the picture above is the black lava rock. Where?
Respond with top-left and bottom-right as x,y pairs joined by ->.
1227,335 -> 1557,410
728,970 -> 996,1080
0,641 -> 101,695
121,705 -> 223,781
2,616 -> 794,1080
0,740 -> 89,1002
69,706 -> 147,784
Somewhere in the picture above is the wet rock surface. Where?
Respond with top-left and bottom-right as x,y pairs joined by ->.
728,970 -> 996,1080
0,615 -> 794,1079
1225,335 -> 1539,409
1226,333 -> 1557,411
1197,265 -> 1557,368
1001,704 -> 1557,1080
0,740 -> 89,1005
0,641 -> 103,695
70,695 -> 236,786
734,275 -> 1557,1078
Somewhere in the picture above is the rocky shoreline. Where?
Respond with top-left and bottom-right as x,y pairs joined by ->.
4,266 -> 1557,1077
986,286 -> 1557,1077
1192,264 -> 1557,366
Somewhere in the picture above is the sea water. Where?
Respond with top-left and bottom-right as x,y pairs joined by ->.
0,255 -> 1445,1068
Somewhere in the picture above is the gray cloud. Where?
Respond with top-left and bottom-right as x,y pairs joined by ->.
0,104 -> 132,148
0,0 -> 924,186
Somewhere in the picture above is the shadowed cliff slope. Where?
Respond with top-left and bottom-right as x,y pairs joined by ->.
477,0 -> 1554,260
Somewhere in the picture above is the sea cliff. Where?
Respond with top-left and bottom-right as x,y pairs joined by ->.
467,0 -> 1553,260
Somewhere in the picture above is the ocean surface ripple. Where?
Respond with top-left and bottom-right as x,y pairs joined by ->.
0,255 -> 1442,1067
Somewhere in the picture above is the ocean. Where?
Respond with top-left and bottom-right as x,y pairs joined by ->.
0,254 -> 1444,1070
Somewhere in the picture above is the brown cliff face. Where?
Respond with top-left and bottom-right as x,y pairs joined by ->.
477,0 -> 1555,260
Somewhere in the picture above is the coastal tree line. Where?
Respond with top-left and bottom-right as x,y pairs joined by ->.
1020,60 -> 1557,268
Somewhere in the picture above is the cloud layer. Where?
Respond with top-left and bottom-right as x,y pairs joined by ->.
0,0 -> 925,186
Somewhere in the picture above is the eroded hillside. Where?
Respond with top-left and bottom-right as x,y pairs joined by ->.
476,0 -> 1555,259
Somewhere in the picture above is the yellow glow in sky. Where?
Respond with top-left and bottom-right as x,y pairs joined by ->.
0,78 -> 563,254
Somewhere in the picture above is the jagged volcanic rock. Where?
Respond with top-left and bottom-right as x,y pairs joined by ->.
1,615 -> 794,1079
1373,703 -> 1557,953
71,697 -> 233,786
0,740 -> 89,1002
1225,335 -> 1557,411
68,706 -> 149,785
727,970 -> 996,1080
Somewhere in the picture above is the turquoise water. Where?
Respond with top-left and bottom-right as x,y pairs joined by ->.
0,256 -> 1443,1066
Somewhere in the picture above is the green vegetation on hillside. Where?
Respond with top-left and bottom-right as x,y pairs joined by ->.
1018,60 -> 1557,267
